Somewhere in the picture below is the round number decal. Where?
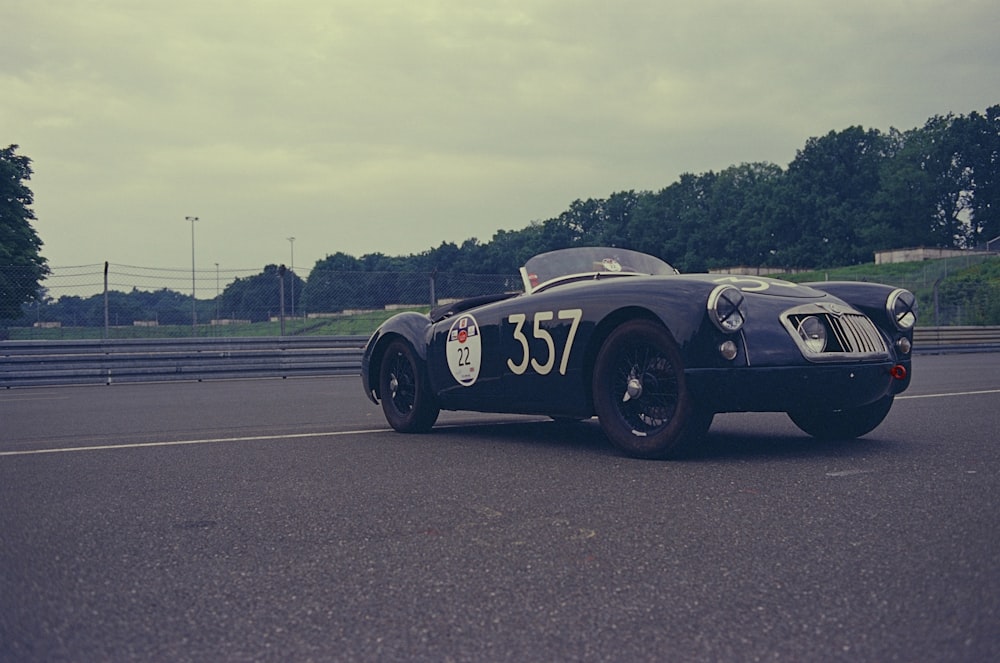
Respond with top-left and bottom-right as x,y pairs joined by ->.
447,314 -> 482,386
601,258 -> 622,272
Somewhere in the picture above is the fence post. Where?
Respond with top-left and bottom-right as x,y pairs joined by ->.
103,261 -> 109,340
933,277 -> 942,327
278,264 -> 286,337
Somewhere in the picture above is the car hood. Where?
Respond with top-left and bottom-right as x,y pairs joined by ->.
676,274 -> 828,299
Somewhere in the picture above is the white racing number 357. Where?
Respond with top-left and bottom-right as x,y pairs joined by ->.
506,308 -> 583,377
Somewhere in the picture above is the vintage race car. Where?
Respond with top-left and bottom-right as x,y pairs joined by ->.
361,247 -> 916,459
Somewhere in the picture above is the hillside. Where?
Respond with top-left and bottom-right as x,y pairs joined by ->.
780,253 -> 1000,326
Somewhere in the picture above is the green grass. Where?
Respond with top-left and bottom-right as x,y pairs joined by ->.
777,253 -> 994,287
6,308 -> 431,341
776,254 -> 1000,325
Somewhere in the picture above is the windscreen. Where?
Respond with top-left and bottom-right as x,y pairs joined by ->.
520,247 -> 676,293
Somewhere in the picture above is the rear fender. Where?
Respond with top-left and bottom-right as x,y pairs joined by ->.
362,312 -> 433,402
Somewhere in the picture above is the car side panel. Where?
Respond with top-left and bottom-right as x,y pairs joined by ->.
425,304 -> 508,409
427,278 -> 717,416
361,312 -> 434,403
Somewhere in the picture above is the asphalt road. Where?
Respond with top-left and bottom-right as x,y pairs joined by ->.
1,353 -> 998,662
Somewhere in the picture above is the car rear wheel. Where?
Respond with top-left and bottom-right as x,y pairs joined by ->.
788,395 -> 894,440
379,339 -> 440,433
592,320 -> 707,459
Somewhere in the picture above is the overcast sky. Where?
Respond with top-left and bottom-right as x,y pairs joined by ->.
3,0 -> 998,274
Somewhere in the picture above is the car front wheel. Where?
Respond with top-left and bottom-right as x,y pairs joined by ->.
592,320 -> 707,459
378,339 -> 440,433
788,395 -> 894,440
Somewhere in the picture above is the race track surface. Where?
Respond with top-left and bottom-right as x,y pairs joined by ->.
2,353 -> 998,661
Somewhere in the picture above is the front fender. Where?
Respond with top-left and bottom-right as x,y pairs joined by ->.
803,281 -> 902,329
361,311 -> 433,403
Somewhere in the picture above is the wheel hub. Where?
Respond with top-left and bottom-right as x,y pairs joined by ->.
623,375 -> 643,402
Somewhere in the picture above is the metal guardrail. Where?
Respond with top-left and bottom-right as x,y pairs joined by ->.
1,327 -> 998,388
0,336 -> 368,388
912,326 -> 1000,350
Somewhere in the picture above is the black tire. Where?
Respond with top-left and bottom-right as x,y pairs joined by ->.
592,320 -> 706,459
378,339 -> 440,433
686,406 -> 715,441
788,395 -> 894,440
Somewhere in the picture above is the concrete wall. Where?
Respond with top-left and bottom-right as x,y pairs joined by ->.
874,247 -> 970,264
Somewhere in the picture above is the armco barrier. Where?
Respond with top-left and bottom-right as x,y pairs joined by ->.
0,336 -> 368,388
1,327 -> 998,388
912,325 -> 1000,352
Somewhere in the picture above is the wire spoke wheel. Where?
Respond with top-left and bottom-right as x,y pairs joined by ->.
612,344 -> 681,434
379,339 -> 439,433
593,320 -> 705,459
385,351 -> 417,414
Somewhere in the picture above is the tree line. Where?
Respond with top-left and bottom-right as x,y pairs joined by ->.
3,105 -> 998,324
299,106 -> 998,313
308,106 -> 998,277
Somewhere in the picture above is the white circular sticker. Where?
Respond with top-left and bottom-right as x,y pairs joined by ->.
601,258 -> 622,272
446,314 -> 482,386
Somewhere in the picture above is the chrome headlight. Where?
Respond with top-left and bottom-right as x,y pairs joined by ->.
886,288 -> 917,330
796,315 -> 827,353
707,285 -> 747,333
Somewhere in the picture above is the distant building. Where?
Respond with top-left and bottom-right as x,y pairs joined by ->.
874,247 -> 971,264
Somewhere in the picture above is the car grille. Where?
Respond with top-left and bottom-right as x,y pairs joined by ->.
825,313 -> 887,354
782,305 -> 889,361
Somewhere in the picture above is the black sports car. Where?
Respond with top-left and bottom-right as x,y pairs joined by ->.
361,247 -> 916,458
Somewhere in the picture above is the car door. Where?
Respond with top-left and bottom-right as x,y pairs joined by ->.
494,292 -> 589,415
425,299 -> 509,411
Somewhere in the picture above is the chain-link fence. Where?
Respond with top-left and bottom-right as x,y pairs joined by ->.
781,253 -> 1000,327
1,263 -> 521,340
3,255 -> 998,340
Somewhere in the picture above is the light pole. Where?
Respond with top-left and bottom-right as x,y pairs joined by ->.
186,216 -> 199,333
214,262 -> 220,323
287,236 -> 296,318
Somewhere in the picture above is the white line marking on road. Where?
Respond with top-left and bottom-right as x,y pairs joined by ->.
898,389 -> 1000,400
0,395 -> 72,403
6,392 -> 999,458
0,429 -> 388,457
0,418 -> 550,457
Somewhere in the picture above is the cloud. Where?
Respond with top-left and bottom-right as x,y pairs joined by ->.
1,0 -> 998,274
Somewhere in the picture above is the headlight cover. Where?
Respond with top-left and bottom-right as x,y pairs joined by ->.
707,285 -> 747,333
796,315 -> 828,353
886,288 -> 917,330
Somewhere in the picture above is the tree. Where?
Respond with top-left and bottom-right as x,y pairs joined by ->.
783,126 -> 888,267
541,192 -> 642,249
477,225 -> 545,274
1,145 -> 48,321
712,162 -> 786,269
954,106 -> 1000,246
218,264 -> 303,322
301,253 -> 364,314
628,172 -> 717,271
